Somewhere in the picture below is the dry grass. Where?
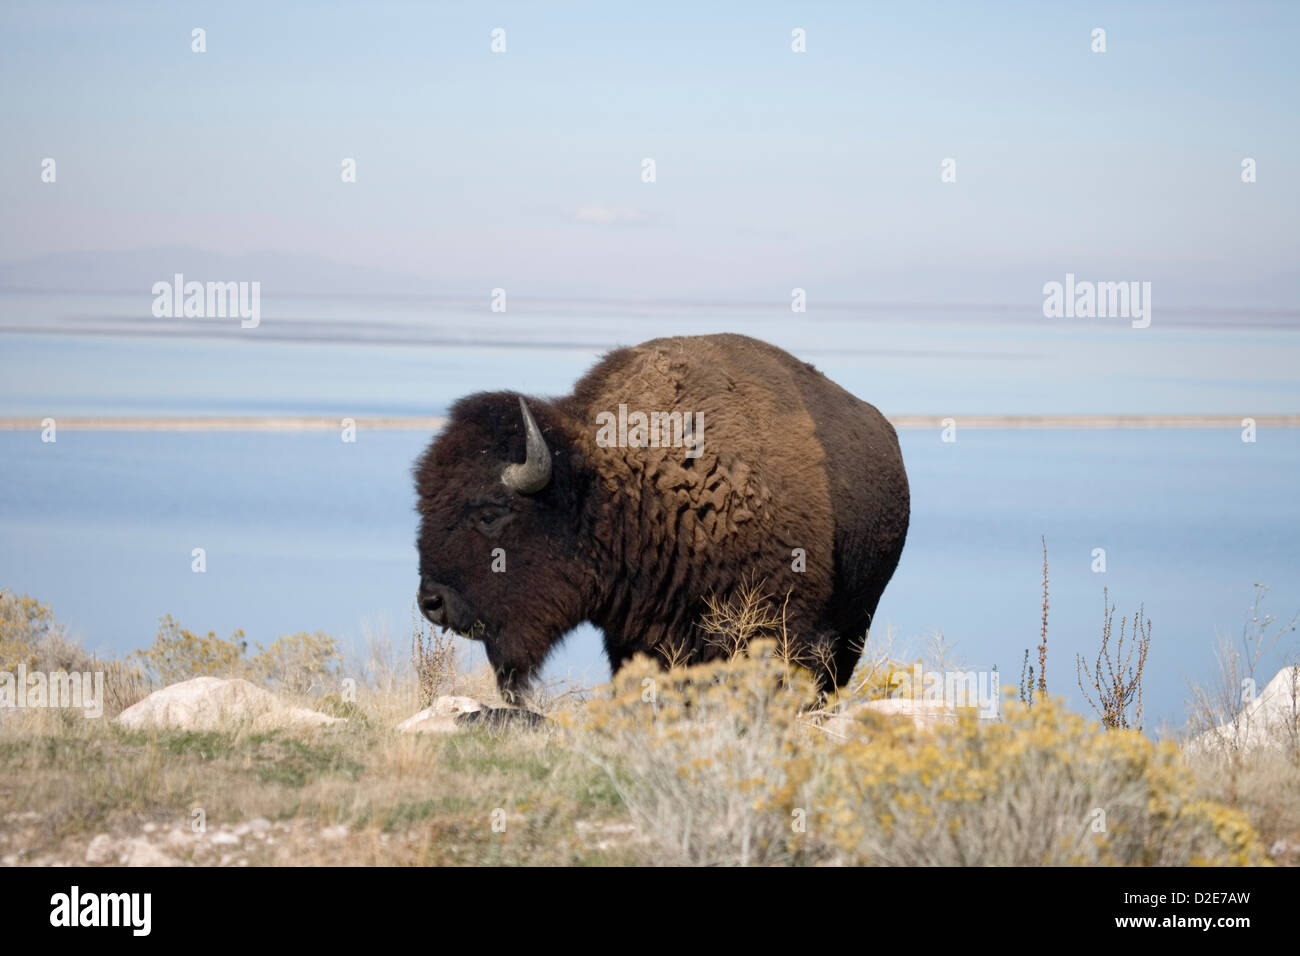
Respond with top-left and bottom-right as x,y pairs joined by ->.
574,642 -> 818,866
1185,584 -> 1298,755
1037,534 -> 1049,698
1181,586 -> 1300,863
0,585 -> 1291,867
0,588 -> 150,719
572,634 -> 1268,866
1018,538 -> 1051,706
0,664 -> 621,866
1075,588 -> 1152,731
1185,742 -> 1300,863
410,610 -> 459,709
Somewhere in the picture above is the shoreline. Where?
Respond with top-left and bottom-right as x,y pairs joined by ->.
1,414 -> 1298,432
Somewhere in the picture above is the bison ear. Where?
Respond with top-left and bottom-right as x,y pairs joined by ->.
501,397 -> 553,494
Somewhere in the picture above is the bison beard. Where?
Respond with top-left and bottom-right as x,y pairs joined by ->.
414,333 -> 909,704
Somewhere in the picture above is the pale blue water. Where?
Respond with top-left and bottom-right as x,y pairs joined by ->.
2,429 -> 1297,733
2,293 -> 1299,733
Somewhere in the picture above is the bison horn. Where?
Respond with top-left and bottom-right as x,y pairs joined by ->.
501,397 -> 552,494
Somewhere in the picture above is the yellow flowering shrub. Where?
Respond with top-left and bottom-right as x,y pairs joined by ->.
250,631 -> 341,695
132,616 -> 341,696
0,589 -> 151,716
798,699 -> 1268,865
577,640 -> 822,865
577,647 -> 1269,866
132,614 -> 249,684
0,589 -> 55,671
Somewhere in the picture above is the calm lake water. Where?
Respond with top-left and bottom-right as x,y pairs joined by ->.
3,291 -> 1299,418
2,292 -> 1298,733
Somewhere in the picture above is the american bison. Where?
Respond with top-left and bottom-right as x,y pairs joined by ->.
414,333 -> 909,702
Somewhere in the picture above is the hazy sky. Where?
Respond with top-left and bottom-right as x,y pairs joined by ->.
2,1 -> 1297,305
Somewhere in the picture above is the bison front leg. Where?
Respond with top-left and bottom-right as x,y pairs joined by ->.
484,636 -> 544,707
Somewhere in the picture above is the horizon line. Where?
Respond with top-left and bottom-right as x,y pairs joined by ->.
3,415 -> 1297,432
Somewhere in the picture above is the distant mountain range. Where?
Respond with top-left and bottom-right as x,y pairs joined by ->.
0,248 -> 435,296
0,248 -> 1295,319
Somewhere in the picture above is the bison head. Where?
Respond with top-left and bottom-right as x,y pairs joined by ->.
413,392 -> 590,702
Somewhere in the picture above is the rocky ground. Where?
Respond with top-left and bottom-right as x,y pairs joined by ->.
1,810 -> 646,867
3,671 -> 1297,866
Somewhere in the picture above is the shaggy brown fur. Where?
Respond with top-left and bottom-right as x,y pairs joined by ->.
414,333 -> 909,701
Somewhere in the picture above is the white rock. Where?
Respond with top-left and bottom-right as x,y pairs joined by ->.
114,676 -> 342,732
321,825 -> 349,841
823,697 -> 995,737
247,817 -> 272,834
165,829 -> 197,851
209,831 -> 241,846
396,696 -> 486,734
1188,666 -> 1300,755
85,833 -> 115,864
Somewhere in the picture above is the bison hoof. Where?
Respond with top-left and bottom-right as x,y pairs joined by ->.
454,707 -> 548,730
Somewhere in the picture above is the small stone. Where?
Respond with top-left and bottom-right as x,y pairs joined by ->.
141,822 -> 158,834
209,831 -> 240,846
396,696 -> 485,734
321,825 -> 349,841
248,818 -> 272,835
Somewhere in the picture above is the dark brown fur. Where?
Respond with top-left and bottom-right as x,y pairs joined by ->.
414,333 -> 909,701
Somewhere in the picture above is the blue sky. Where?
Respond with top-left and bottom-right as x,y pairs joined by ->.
2,1 -> 1298,305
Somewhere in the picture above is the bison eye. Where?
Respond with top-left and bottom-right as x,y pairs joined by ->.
472,506 -> 513,537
